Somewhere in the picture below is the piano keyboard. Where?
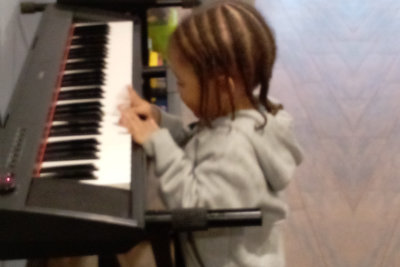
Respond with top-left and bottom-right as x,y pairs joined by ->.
37,22 -> 133,189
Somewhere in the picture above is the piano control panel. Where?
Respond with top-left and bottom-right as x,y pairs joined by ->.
5,127 -> 27,170
1,127 -> 26,194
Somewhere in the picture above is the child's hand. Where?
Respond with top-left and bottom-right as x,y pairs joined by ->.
119,106 -> 159,145
118,85 -> 160,144
120,85 -> 161,124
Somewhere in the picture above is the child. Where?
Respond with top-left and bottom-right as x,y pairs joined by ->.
119,1 -> 303,266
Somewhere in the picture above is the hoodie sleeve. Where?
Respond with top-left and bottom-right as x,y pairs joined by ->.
158,109 -> 192,146
142,128 -> 288,217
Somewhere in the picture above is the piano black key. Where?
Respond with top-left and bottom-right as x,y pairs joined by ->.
61,71 -> 104,80
65,59 -> 106,71
46,139 -> 99,152
45,140 -> 98,149
53,112 -> 103,122
40,164 -> 98,174
49,126 -> 100,137
53,113 -> 102,122
43,151 -> 98,161
61,78 -> 104,88
45,143 -> 98,154
73,24 -> 109,36
56,101 -> 102,111
50,121 -> 100,130
61,77 -> 104,87
41,171 -> 97,180
53,111 -> 103,120
71,35 -> 108,46
67,52 -> 107,60
47,138 -> 99,146
61,71 -> 104,82
55,103 -> 102,112
44,149 -> 98,161
58,88 -> 103,100
55,102 -> 101,114
68,46 -> 107,59
55,104 -> 102,114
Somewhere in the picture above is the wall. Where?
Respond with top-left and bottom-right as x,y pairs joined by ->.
0,0 -> 51,120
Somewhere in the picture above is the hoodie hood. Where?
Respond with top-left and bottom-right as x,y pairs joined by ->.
214,109 -> 303,192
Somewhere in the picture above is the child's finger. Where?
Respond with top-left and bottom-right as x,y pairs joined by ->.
132,106 -> 151,119
119,112 -> 129,128
121,109 -> 139,130
119,107 -> 136,125
118,103 -> 129,112
127,86 -> 145,107
128,109 -> 142,123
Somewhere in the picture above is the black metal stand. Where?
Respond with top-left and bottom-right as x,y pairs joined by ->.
145,208 -> 263,267
21,0 -> 201,14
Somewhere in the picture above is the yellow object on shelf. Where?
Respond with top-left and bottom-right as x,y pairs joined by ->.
149,51 -> 164,89
149,50 -> 159,67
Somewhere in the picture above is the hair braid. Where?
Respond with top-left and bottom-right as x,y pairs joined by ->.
228,2 -> 282,115
221,6 -> 259,116
221,6 -> 254,93
208,7 -> 239,118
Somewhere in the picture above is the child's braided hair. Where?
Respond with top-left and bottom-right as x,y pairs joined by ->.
169,0 -> 283,127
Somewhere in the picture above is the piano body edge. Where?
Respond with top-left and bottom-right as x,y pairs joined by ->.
0,207 -> 146,259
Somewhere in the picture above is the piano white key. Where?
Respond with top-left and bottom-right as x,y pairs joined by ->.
73,22 -> 108,28
60,85 -> 102,92
63,69 -> 99,75
102,22 -> 133,115
66,58 -> 86,63
69,45 -> 85,49
39,171 -> 100,178
56,99 -> 103,105
47,135 -> 100,143
51,121 -> 73,127
41,160 -> 99,169
51,120 -> 103,127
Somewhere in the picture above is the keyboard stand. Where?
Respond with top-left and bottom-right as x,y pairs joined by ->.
145,208 -> 263,267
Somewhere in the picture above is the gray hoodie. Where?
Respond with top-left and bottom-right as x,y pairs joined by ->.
143,108 -> 303,267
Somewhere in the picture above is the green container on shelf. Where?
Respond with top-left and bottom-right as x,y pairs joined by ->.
148,8 -> 178,62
